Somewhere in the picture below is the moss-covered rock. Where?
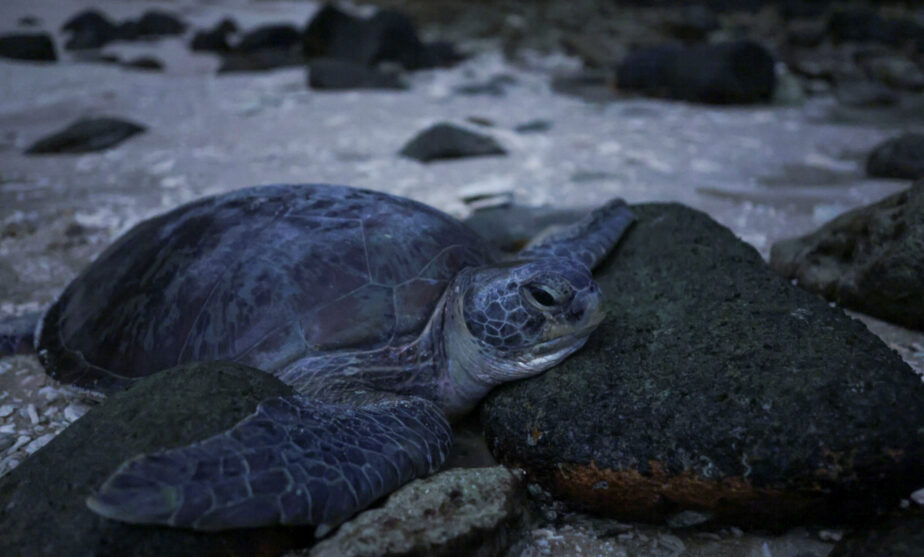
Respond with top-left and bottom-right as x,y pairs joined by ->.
479,203 -> 924,529
0,362 -> 310,557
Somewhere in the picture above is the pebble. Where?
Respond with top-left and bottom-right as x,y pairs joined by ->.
24,403 -> 38,425
818,529 -> 843,542
0,404 -> 14,418
24,433 -> 54,454
912,488 -> 924,506
9,435 -> 30,453
63,403 -> 88,423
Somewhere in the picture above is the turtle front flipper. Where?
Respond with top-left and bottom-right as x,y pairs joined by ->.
85,389 -> 452,532
518,198 -> 635,270
0,311 -> 41,356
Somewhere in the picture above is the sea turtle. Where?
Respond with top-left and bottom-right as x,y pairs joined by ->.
2,184 -> 634,533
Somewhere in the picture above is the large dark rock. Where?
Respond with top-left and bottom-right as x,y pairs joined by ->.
616,41 -> 776,104
399,123 -> 506,163
0,33 -> 56,62
117,10 -> 187,41
0,362 -> 312,556
190,18 -> 237,53
866,134 -> 924,181
479,203 -> 924,529
25,117 -> 145,155
302,3 -> 454,70
830,514 -> 924,557
770,181 -> 924,331
308,58 -> 405,90
62,9 -> 118,50
235,24 -> 301,54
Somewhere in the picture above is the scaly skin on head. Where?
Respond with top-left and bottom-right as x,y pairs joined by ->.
438,258 -> 604,420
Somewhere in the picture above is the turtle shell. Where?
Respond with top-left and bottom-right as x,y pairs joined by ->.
37,184 -> 494,392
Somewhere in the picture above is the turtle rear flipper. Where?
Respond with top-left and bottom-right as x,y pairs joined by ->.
518,198 -> 635,270
0,311 -> 42,356
86,389 -> 452,532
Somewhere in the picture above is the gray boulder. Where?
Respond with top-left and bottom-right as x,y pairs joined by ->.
479,203 -> 924,529
0,362 -> 310,557
770,181 -> 924,331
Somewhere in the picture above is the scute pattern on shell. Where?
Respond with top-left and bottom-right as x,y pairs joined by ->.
38,184 -> 494,392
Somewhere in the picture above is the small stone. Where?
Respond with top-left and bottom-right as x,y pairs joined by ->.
667,510 -> 714,528
122,56 -> 164,72
25,117 -> 146,155
912,488 -> 924,506
63,403 -> 88,423
399,123 -> 506,163
514,119 -> 552,134
305,466 -> 525,557
819,530 -> 844,542
658,533 -> 685,553
24,404 -> 38,425
0,405 -> 14,418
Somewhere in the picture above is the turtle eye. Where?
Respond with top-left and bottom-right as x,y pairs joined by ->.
522,282 -> 569,309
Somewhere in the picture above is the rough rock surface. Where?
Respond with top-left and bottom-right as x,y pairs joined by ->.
866,133 -> 924,181
770,181 -> 924,331
480,203 -> 924,529
300,467 -> 526,557
0,33 -> 56,62
399,123 -> 506,162
0,362 -> 312,557
615,41 -> 776,104
308,58 -> 405,90
25,117 -> 146,155
830,514 -> 924,557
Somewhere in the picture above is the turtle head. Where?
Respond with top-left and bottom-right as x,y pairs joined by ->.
440,257 -> 603,416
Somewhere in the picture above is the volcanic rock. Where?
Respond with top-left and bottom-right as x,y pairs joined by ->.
0,362 -> 310,557
770,181 -> 924,330
479,203 -> 924,529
